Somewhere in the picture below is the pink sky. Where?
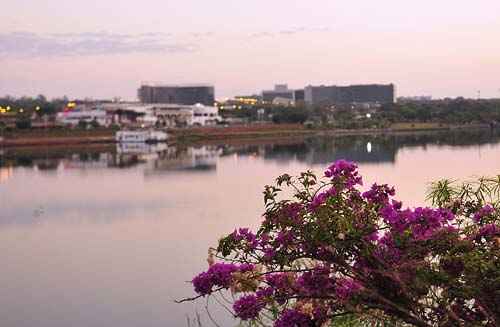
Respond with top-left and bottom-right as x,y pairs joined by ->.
1,0 -> 499,100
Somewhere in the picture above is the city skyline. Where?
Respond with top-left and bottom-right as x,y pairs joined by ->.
1,0 -> 500,100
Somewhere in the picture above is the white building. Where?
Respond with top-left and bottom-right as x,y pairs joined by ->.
151,103 -> 221,127
189,103 -> 221,126
56,109 -> 110,127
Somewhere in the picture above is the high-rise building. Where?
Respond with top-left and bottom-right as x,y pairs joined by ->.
138,84 -> 215,106
262,84 -> 295,103
304,84 -> 395,106
261,84 -> 305,105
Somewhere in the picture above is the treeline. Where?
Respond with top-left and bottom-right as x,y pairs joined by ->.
222,98 -> 500,126
0,95 -> 68,114
221,105 -> 309,124
379,98 -> 500,124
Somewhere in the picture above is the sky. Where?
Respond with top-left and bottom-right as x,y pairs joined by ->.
1,0 -> 500,100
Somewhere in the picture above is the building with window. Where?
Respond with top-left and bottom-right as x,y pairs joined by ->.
56,109 -> 110,127
262,84 -> 306,106
304,84 -> 395,106
138,84 -> 215,106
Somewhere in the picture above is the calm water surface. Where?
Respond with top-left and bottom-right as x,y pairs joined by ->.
1,130 -> 500,327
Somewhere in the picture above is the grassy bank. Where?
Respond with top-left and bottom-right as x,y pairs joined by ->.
0,123 -> 491,147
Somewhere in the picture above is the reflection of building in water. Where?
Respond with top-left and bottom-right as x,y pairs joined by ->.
116,143 -> 168,155
145,146 -> 222,175
302,137 -> 397,165
220,136 -> 398,165
33,159 -> 61,171
59,153 -> 114,170
0,166 -> 13,183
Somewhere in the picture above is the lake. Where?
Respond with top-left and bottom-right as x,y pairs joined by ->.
1,129 -> 500,327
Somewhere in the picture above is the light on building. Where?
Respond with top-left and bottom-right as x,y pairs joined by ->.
19,108 -> 24,113
367,142 -> 372,153
366,113 -> 372,119
36,106 -> 41,111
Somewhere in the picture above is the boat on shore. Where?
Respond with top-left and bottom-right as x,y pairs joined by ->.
115,130 -> 168,143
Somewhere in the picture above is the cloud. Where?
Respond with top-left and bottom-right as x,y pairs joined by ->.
0,31 -> 197,58
248,27 -> 331,39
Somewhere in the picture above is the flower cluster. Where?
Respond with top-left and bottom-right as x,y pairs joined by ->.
186,160 -> 500,327
233,294 -> 265,320
324,159 -> 362,188
192,263 -> 254,296
473,204 -> 495,222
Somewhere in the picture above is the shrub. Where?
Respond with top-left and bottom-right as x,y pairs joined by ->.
182,161 -> 500,326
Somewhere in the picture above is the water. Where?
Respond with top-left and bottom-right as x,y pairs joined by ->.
1,130 -> 500,327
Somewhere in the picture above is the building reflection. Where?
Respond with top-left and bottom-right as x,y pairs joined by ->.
0,166 -> 13,183
0,129 -> 499,174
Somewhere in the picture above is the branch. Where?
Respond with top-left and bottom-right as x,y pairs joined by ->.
175,287 -> 224,303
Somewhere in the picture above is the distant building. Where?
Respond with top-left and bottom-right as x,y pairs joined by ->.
262,84 -> 295,103
397,96 -> 432,103
56,109 -> 110,127
304,84 -> 395,106
293,89 -> 305,103
262,84 -> 305,106
151,103 -> 221,127
272,97 -> 295,106
138,83 -> 215,106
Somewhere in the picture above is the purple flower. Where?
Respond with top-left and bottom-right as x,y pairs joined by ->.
263,247 -> 276,262
276,230 -> 295,247
192,263 -> 254,296
233,294 -> 264,320
207,263 -> 238,288
230,228 -> 259,249
324,159 -> 363,189
266,273 -> 293,291
336,278 -> 362,301
473,205 -> 495,222
296,266 -> 335,297
274,309 -> 313,327
282,203 -> 304,224
308,192 -> 328,212
478,224 -> 500,238
362,183 -> 395,205
256,287 -> 274,298
192,272 -> 213,296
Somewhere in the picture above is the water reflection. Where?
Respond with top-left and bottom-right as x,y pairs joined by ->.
1,129 -> 500,327
2,129 -> 499,174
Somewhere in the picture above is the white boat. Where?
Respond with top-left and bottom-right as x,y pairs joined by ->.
116,142 -> 168,154
115,130 -> 168,143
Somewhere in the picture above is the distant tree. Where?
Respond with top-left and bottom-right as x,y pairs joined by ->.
89,118 -> 100,129
15,119 -> 32,129
77,120 -> 88,129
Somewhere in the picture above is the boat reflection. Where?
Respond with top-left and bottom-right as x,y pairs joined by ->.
1,129 -> 499,176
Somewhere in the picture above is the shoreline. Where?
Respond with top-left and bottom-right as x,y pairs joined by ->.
0,123 -> 492,148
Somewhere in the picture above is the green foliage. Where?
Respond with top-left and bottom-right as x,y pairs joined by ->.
380,99 -> 500,124
271,107 -> 309,124
187,161 -> 500,327
77,120 -> 88,129
428,176 -> 500,207
15,119 -> 32,129
89,119 -> 100,129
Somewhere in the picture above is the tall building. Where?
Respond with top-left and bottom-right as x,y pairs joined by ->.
261,84 -> 305,105
304,84 -> 395,106
262,84 -> 295,103
138,84 -> 215,106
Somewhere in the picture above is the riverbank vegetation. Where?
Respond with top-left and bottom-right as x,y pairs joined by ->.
182,161 -> 499,326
